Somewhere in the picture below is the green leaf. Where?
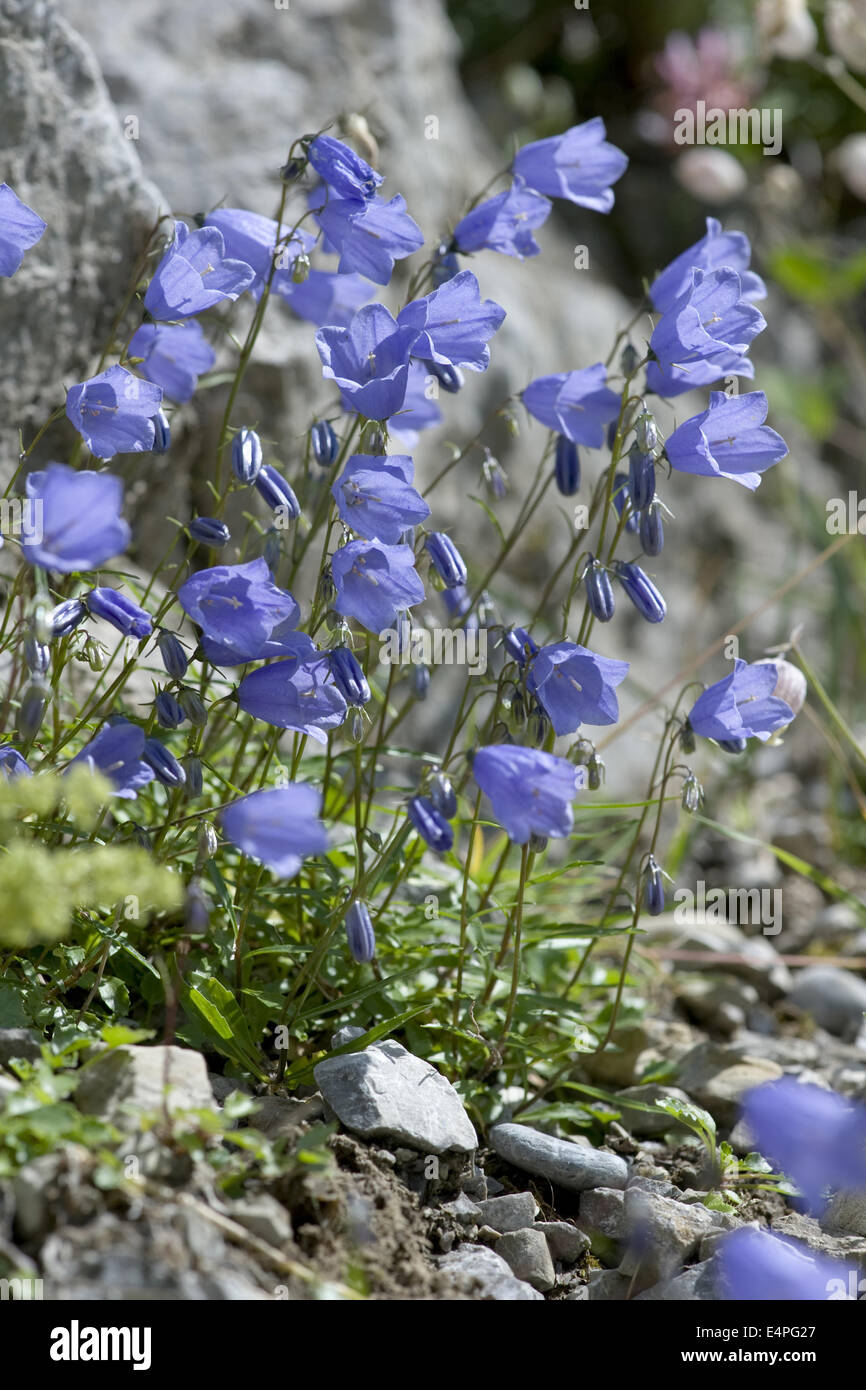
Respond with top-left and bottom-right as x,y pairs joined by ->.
182,978 -> 267,1081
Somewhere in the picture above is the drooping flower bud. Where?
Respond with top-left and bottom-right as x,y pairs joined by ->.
359,421 -> 386,454
482,451 -> 508,500
143,739 -> 186,787
717,736 -> 748,754
554,435 -> 580,496
639,499 -> 664,557
628,443 -> 656,511
177,688 -> 208,727
410,663 -> 430,700
681,772 -> 703,813
328,646 -> 371,706
568,737 -> 595,765
634,409 -> 658,453
155,690 -> 185,729
423,360 -> 464,394
584,556 -> 615,623
255,464 -> 300,519
503,625 -> 538,665
620,342 -> 639,376
345,899 -> 376,964
528,705 -> 550,747
425,532 -> 467,589
24,638 -> 49,675
48,598 -> 86,640
231,428 -> 263,484
612,561 -> 666,623
86,588 -> 152,640
642,855 -> 665,916
349,708 -> 364,742
157,631 -> 189,681
612,473 -> 638,533
310,419 -> 339,468
186,879 -> 211,933
291,251 -> 311,284
430,770 -> 457,820
529,833 -> 548,853
84,637 -> 106,672
189,516 -> 231,549
432,241 -> 460,288
18,679 -> 48,740
408,794 -> 453,853
183,755 -> 203,797
197,820 -> 219,862
679,723 -> 696,754
587,752 -> 605,790
153,408 -> 171,454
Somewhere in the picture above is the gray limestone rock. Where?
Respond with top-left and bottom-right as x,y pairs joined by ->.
489,1123 -> 628,1192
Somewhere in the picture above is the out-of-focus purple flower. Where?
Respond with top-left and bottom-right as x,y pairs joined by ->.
128,321 -> 216,404
331,539 -> 425,634
742,1077 -> 866,1213
314,193 -> 423,286
66,365 -> 163,459
222,783 -> 328,879
277,268 -> 374,328
69,722 -> 155,800
473,744 -> 581,844
687,659 -> 793,744
513,118 -> 628,212
316,304 -> 419,419
650,217 -> 766,313
144,221 -> 255,321
0,183 -> 46,276
665,391 -> 787,491
503,626 -> 538,665
236,634 -> 347,743
85,587 -> 152,640
523,364 -> 620,446
649,267 -> 766,392
177,557 -> 300,665
527,641 -> 629,735
388,361 -> 443,446
397,271 -> 505,373
203,207 -> 314,298
333,454 -> 429,543
407,795 -> 454,854
454,178 -> 552,259
719,1227 -> 848,1302
21,464 -> 130,572
345,899 -> 376,963
308,134 -> 383,203
0,746 -> 32,778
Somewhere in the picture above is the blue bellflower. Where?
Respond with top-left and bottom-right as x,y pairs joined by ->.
742,1077 -> 866,1213
316,304 -> 419,420
144,221 -> 255,321
236,634 -> 347,742
665,391 -> 788,490
331,539 -> 425,633
21,464 -> 130,572
345,899 -> 376,963
177,557 -> 301,665
473,744 -> 582,844
513,118 -> 628,212
222,783 -> 328,879
523,364 -> 620,446
0,746 -> 32,778
307,134 -> 384,203
333,454 -> 430,543
0,183 -> 46,276
397,272 -> 505,373
648,267 -> 766,397
454,177 -> 552,260
314,193 -> 424,287
650,217 -> 766,314
687,659 -> 793,743
66,365 -> 163,459
203,208 -> 314,299
527,641 -> 629,735
69,722 -> 155,800
85,587 -> 152,640
719,1228 -> 847,1302
277,268 -> 373,328
127,321 -> 216,404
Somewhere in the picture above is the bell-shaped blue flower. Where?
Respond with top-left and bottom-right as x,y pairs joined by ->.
650,217 -> 766,315
527,641 -> 629,735
66,366 -> 163,460
397,271 -> 505,373
21,464 -> 130,573
331,539 -> 425,634
177,557 -> 300,665
473,744 -> 581,843
333,454 -> 429,543
144,221 -> 255,321
523,364 -> 619,446
128,321 -> 215,404
222,783 -> 328,879
454,177 -> 551,259
686,659 -> 793,744
68,722 -> 155,800
742,1078 -> 866,1213
0,183 -> 46,276
307,134 -> 384,203
513,118 -> 628,211
316,304 -> 419,420
665,391 -> 787,491
236,634 -> 347,743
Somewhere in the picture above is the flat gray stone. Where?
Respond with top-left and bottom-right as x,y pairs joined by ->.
619,1189 -> 718,1292
75,1045 -> 216,1126
789,967 -> 866,1038
588,1268 -> 633,1301
635,1256 -> 722,1301
439,1193 -> 482,1226
489,1123 -> 628,1192
438,1244 -> 543,1300
822,1190 -> 866,1238
475,1192 -> 538,1233
495,1229 -> 556,1292
533,1221 -> 590,1264
313,1040 -> 477,1155
229,1194 -> 291,1246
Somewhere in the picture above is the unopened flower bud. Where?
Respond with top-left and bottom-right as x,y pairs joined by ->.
612,473 -> 638,533
177,687 -> 208,727
620,343 -> 640,376
430,770 -> 457,820
189,516 -> 231,548
681,772 -> 703,813
183,754 -> 204,797
345,899 -> 376,964
153,408 -> 171,454
359,421 -> 386,454
482,451 -> 508,500
628,442 -> 656,511
197,820 -> 219,862
155,690 -> 185,729
635,409 -> 658,453
425,532 -> 467,589
186,879 -> 211,933
291,251 -> 311,284
408,795 -> 453,853
231,428 -> 263,484
48,598 -> 86,639
255,464 -> 299,519
639,500 -> 664,557
157,631 -> 189,681
612,561 -> 666,623
554,435 -> 580,496
310,419 -> 339,468
642,855 -> 666,916
588,752 -> 605,790
143,739 -> 186,787
423,360 -> 464,394
410,663 -> 430,700
585,556 -> 615,623
24,638 -> 49,675
18,679 -> 49,740
529,833 -> 548,853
